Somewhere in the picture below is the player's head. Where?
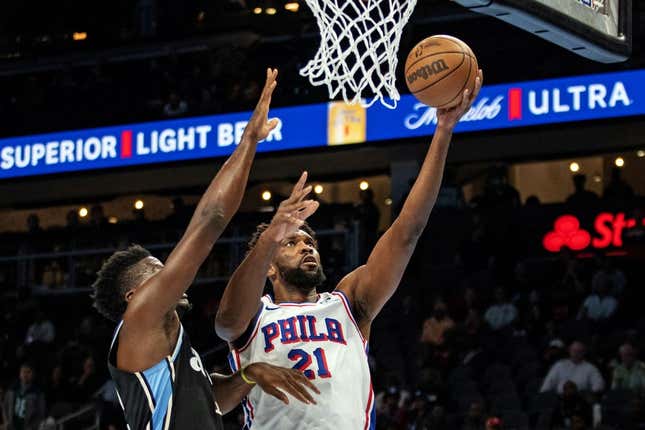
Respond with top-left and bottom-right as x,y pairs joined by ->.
91,244 -> 190,322
248,222 -> 326,295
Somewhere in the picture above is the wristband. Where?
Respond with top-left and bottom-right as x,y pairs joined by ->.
240,366 -> 256,385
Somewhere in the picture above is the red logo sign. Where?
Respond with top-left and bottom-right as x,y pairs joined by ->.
543,213 -> 639,253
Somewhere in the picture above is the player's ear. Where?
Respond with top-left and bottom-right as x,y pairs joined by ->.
267,264 -> 277,281
124,289 -> 135,303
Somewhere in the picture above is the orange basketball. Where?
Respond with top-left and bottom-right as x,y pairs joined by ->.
404,35 -> 478,108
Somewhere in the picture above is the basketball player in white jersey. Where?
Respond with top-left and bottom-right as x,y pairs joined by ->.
215,70 -> 483,429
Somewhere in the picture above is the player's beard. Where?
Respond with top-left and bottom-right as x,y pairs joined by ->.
278,262 -> 327,293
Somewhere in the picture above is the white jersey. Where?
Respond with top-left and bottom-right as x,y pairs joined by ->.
228,291 -> 375,430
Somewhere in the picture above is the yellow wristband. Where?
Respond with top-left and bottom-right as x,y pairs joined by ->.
240,366 -> 256,385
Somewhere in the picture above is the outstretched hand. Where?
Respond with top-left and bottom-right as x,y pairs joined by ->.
263,171 -> 319,243
244,68 -> 279,143
436,69 -> 483,130
245,362 -> 320,405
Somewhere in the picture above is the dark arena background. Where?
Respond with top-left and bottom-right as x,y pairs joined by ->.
1,0 -> 645,429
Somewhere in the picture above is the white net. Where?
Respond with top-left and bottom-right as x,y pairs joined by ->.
300,0 -> 418,109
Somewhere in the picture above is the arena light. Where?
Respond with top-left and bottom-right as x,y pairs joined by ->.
569,162 -> 580,173
72,32 -> 87,41
108,216 -> 118,224
637,150 -> 645,158
134,200 -> 144,210
79,207 -> 88,218
593,175 -> 602,183
385,198 -> 392,206
615,157 -> 625,167
253,7 -> 263,14
265,7 -> 277,15
262,190 -> 272,201
285,2 -> 300,12
314,185 -> 324,194
359,181 -> 369,191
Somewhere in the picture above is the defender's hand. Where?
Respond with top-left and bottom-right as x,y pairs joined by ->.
245,362 -> 320,405
263,172 -> 319,243
436,69 -> 483,131
244,68 -> 279,143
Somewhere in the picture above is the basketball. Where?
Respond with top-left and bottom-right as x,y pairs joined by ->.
404,35 -> 478,108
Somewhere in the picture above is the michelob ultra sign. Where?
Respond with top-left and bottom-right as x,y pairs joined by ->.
2,69 -> 645,179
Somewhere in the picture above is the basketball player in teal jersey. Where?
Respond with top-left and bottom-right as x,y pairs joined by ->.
91,69 -> 318,430
215,70 -> 483,429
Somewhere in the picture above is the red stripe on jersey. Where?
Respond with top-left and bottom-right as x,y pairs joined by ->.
332,291 -> 366,345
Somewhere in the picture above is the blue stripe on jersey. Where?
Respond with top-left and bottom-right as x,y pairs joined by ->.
131,324 -> 183,430
369,401 -> 376,430
227,352 -> 237,372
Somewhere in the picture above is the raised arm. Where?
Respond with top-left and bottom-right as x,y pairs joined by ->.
215,173 -> 318,342
125,69 -> 279,328
337,71 -> 483,334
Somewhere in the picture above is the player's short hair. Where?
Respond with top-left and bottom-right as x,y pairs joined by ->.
247,222 -> 318,252
91,244 -> 151,322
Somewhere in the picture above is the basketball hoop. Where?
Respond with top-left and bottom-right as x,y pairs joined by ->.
300,0 -> 418,109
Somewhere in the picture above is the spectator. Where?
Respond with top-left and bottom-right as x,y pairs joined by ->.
89,205 -> 108,229
612,343 -> 645,394
462,400 -> 486,430
420,301 -> 455,346
4,363 -> 45,430
162,92 -> 188,117
603,167 -> 634,206
24,312 -> 55,345
551,380 -> 592,429
544,339 -> 567,369
26,215 -> 42,235
72,356 -> 102,402
484,287 -> 518,331
591,255 -> 626,297
44,365 -> 73,418
524,195 -> 541,207
476,166 -> 520,209
541,341 -> 605,394
577,281 -> 617,322
566,174 -> 599,208
436,167 -> 465,209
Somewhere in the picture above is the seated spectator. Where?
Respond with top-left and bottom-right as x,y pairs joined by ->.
24,311 -> 55,345
4,362 -> 45,430
591,254 -> 626,297
577,281 -> 617,322
420,300 -> 455,346
544,339 -> 567,369
462,400 -> 486,430
566,174 -> 599,208
71,356 -> 102,402
612,343 -> 645,394
484,287 -> 518,331
551,381 -> 592,429
45,365 -> 74,417
541,341 -> 605,394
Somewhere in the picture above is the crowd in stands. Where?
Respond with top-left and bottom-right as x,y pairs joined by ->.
0,40 -> 326,138
1,167 -> 644,429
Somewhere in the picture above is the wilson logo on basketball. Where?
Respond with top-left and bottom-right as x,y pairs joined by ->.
406,59 -> 449,84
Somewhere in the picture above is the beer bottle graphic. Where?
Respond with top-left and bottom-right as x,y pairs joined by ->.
327,101 -> 367,145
